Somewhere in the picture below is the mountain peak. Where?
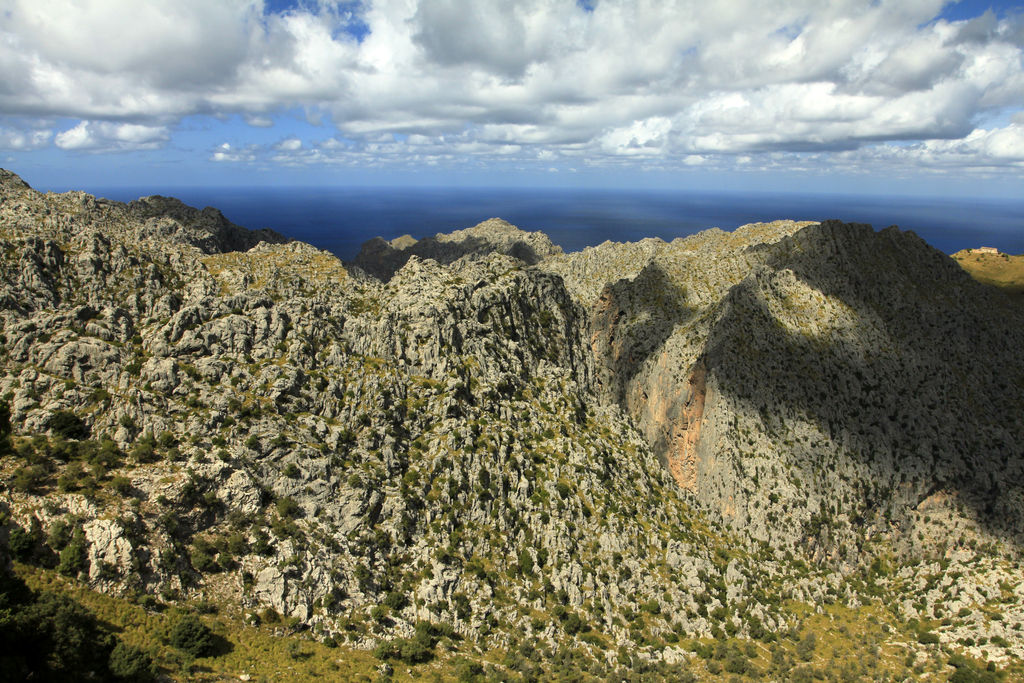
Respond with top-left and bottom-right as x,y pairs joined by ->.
0,168 -> 32,199
351,216 -> 562,281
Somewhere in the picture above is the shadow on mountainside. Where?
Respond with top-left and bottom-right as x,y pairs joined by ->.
590,262 -> 696,404
701,220 -> 1024,551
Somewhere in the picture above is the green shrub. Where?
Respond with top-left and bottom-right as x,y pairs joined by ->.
454,656 -> 485,682
108,641 -> 156,682
949,663 -> 999,683
5,586 -> 116,678
110,475 -> 132,495
563,612 -> 583,635
168,614 -> 214,658
796,632 -> 817,661
57,462 -> 84,492
518,549 -> 534,577
452,592 -> 471,620
226,532 -> 248,556
0,400 -> 11,455
47,519 -> 71,550
724,649 -> 749,674
384,590 -> 408,611
57,527 -> 88,577
48,410 -> 89,440
276,496 -> 301,519
12,464 -> 47,492
190,540 -> 218,573
8,523 -> 38,560
131,435 -> 157,463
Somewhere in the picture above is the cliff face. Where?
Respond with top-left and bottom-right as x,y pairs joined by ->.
1,169 -> 1023,670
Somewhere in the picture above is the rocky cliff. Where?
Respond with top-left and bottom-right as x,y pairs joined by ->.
2,169 -> 1022,679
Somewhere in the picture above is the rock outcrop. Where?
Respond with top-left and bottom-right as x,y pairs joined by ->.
352,217 -> 562,281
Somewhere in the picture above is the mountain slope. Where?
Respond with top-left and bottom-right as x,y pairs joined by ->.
1,169 -> 1022,679
544,220 -> 1024,561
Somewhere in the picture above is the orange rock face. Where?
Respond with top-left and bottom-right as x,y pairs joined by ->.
665,364 -> 706,492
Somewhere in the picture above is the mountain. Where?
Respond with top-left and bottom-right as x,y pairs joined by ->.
0,168 -> 1021,681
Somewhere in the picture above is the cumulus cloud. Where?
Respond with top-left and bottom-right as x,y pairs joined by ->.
274,137 -> 303,151
0,0 -> 1021,173
0,126 -> 51,150
906,122 -> 1024,166
210,141 -> 258,163
54,121 -> 170,151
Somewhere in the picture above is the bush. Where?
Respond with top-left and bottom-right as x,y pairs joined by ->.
452,592 -> 471,620
8,523 -> 38,560
12,589 -> 116,677
454,656 -> 485,682
398,635 -> 434,664
796,632 -> 817,661
226,532 -> 248,556
375,621 -> 445,664
950,663 -> 999,683
518,549 -> 534,577
111,475 -> 132,495
190,540 -> 219,573
12,464 -> 47,493
276,496 -> 301,519
108,641 -> 156,682
57,462 -> 84,492
384,590 -> 408,611
47,519 -> 71,550
57,527 -> 88,577
48,410 -> 89,440
0,400 -> 11,456
917,631 -> 940,645
131,434 -> 157,464
724,650 -> 749,674
169,614 -> 215,658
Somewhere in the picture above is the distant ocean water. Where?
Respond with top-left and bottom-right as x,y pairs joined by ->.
91,186 -> 1024,260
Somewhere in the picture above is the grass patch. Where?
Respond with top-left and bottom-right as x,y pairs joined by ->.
952,250 -> 1024,299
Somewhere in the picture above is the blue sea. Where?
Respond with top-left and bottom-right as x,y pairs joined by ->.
89,186 -> 1024,260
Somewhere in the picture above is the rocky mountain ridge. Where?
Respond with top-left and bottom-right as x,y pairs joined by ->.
1,169 -> 1022,680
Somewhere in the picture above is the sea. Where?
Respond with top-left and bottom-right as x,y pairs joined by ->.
87,186 -> 1024,261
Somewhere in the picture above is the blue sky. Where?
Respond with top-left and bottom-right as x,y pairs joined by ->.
1,0 -> 1022,197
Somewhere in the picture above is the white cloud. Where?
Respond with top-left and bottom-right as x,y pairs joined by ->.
210,141 -> 258,163
274,137 -> 302,151
0,126 -> 51,150
54,120 -> 169,151
0,0 -> 1021,174
599,117 -> 673,156
913,123 -> 1024,165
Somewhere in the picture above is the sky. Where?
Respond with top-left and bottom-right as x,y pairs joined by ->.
0,0 -> 1022,196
